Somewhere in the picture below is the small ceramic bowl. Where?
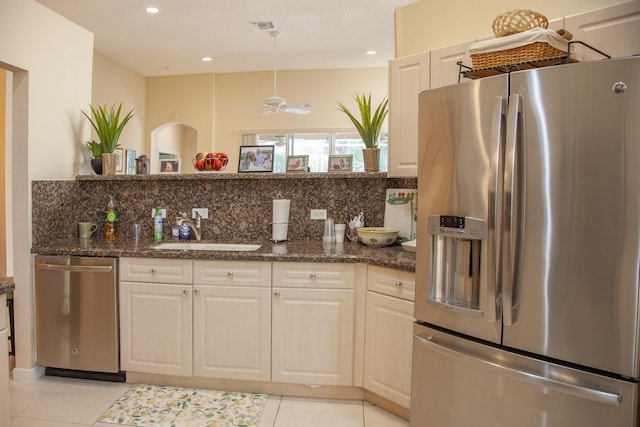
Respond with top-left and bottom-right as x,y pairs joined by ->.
357,227 -> 399,248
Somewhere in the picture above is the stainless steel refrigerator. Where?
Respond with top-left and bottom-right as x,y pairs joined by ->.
412,56 -> 639,426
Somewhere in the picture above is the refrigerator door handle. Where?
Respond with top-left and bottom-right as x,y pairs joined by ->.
487,96 -> 507,323
502,93 -> 522,326
415,332 -> 623,406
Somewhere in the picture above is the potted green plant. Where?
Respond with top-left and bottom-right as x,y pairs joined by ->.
337,93 -> 388,172
81,103 -> 134,175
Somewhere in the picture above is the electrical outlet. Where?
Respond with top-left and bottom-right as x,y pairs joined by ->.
150,208 -> 167,218
192,208 -> 208,219
310,209 -> 327,220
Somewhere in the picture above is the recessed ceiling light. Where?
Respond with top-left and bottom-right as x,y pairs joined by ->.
202,57 -> 212,62
366,50 -> 377,55
146,7 -> 159,14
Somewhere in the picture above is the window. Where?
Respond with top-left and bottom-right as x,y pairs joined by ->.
243,131 -> 388,173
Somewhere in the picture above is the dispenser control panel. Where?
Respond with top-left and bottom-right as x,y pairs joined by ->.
428,215 -> 487,240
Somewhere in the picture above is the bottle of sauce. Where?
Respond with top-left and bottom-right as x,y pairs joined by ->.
104,195 -> 119,241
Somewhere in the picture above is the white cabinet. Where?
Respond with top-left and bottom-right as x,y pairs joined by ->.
272,262 -> 357,386
565,1 -> 640,61
192,260 -> 271,381
430,41 -> 473,89
120,258 -> 272,381
0,294 -> 9,427
388,51 -> 430,177
119,258 -> 193,376
364,266 -> 415,409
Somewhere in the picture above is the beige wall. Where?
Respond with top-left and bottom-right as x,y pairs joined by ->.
0,0 -> 94,377
142,68 -> 388,170
215,68 -> 388,168
145,73 -> 215,156
91,54 -> 146,161
395,0 -> 622,57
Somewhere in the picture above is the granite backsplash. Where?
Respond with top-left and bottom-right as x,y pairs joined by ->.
32,173 -> 417,246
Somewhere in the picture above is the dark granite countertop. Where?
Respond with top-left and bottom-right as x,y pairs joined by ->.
0,277 -> 14,295
32,238 -> 416,272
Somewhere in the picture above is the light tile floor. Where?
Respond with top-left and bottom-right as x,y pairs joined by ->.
9,376 -> 409,427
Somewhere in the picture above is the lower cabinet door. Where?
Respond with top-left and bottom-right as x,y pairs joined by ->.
193,285 -> 271,381
364,291 -> 414,409
272,287 -> 355,386
120,281 -> 193,376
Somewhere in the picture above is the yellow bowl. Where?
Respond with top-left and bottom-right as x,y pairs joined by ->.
357,227 -> 399,248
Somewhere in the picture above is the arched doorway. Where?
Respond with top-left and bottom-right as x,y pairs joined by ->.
150,123 -> 197,174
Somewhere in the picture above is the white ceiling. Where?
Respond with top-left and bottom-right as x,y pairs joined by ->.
36,0 -> 416,77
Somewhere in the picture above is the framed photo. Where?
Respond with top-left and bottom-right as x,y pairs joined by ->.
114,148 -> 124,172
328,154 -> 353,172
125,149 -> 137,175
238,145 -> 274,173
160,159 -> 181,173
286,155 -> 309,172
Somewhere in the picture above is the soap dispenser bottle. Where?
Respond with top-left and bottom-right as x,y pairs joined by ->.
153,207 -> 163,242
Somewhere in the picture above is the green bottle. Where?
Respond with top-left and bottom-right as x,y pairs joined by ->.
153,207 -> 163,242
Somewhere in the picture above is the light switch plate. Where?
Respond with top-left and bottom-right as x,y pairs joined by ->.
192,208 -> 208,219
150,208 -> 167,219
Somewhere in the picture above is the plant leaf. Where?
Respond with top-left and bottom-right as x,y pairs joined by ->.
81,102 -> 135,154
337,93 -> 387,148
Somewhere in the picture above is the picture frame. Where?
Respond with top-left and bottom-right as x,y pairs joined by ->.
238,145 -> 274,173
125,149 -> 137,175
286,155 -> 309,172
160,159 -> 181,173
328,154 -> 353,172
114,148 -> 124,172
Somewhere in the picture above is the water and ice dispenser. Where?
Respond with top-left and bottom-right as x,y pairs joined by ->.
427,215 -> 487,314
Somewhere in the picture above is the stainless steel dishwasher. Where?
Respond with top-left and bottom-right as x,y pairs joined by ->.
34,255 -> 123,380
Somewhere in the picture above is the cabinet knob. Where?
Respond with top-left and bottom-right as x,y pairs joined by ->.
274,291 -> 280,297
194,288 -> 201,294
183,289 -> 189,295
395,281 -> 403,287
227,271 -> 234,277
310,273 -> 317,279
151,267 -> 158,273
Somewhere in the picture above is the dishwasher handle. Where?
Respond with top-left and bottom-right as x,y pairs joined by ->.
35,263 -> 114,273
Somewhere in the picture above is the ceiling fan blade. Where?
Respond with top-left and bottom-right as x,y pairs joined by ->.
281,103 -> 312,115
261,106 -> 276,115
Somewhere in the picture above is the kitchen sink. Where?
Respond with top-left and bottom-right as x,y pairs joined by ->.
151,242 -> 261,251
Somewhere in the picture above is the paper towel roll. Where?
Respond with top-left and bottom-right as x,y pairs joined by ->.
272,223 -> 289,242
272,199 -> 291,241
273,199 -> 290,224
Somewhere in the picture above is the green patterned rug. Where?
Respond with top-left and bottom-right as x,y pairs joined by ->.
97,384 -> 267,427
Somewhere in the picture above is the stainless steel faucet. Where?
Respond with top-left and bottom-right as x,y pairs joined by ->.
176,211 -> 202,241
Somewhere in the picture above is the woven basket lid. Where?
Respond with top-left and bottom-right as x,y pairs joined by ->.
492,9 -> 549,37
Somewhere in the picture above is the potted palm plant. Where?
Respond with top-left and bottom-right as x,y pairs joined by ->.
337,93 -> 388,172
82,103 -> 135,175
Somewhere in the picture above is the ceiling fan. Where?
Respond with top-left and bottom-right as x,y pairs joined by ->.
262,30 -> 312,115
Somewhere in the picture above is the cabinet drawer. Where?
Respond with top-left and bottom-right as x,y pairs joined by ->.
120,258 -> 192,284
193,260 -> 271,287
367,265 -> 415,301
273,262 -> 355,289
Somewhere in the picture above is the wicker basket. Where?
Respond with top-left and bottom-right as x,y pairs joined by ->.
492,9 -> 548,37
471,41 -> 566,69
102,152 -> 117,175
362,148 -> 380,173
